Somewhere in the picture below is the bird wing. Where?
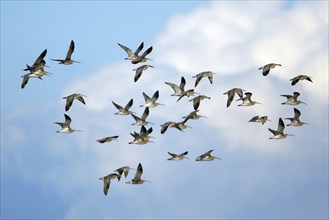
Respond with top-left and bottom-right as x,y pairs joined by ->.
290,76 -> 300,86
124,99 -> 134,110
180,151 -> 189,156
141,107 -> 150,120
140,46 -> 153,58
261,64 -> 271,76
112,101 -> 123,110
134,66 -> 143,82
194,76 -> 202,87
65,95 -> 75,111
117,43 -> 132,56
33,49 -> 47,66
134,42 -> 144,55
66,40 -> 75,60
142,92 -> 151,103
293,108 -> 301,120
77,96 -> 86,105
134,163 -> 143,180
64,114 -> 72,126
151,90 -> 159,101
21,75 -> 30,89
96,137 -> 108,143
277,118 -> 285,133
165,82 -> 180,93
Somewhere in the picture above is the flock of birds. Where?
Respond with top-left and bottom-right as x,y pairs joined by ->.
20,40 -> 313,196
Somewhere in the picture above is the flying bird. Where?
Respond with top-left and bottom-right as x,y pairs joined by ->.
99,173 -> 120,196
183,110 -> 207,120
284,108 -> 309,126
223,88 -> 245,108
167,151 -> 189,160
268,118 -> 294,139
96,135 -> 119,143
258,63 -> 282,76
248,116 -> 271,125
131,107 -> 153,126
114,166 -> 135,179
118,42 -> 153,64
63,93 -> 86,111
192,71 -> 215,87
237,92 -> 261,106
23,49 -> 48,72
51,40 -> 80,64
126,163 -> 151,184
281,92 -> 306,105
160,121 -> 183,134
129,126 -> 154,145
165,76 -> 186,97
21,68 -> 51,89
189,95 -> 211,110
112,99 -> 134,115
140,90 -> 163,108
290,75 -> 313,86
196,150 -> 221,161
132,65 -> 154,82
54,114 -> 82,133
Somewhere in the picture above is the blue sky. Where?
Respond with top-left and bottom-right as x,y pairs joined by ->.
1,1 -> 328,219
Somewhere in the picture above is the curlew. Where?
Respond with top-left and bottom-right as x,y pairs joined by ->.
96,135 -> 119,143
129,126 -> 154,145
99,173 -> 120,196
290,75 -> 313,86
63,93 -> 86,111
112,99 -> 134,115
196,150 -> 221,161
259,63 -> 281,76
281,92 -> 306,105
183,110 -> 207,120
21,68 -> 51,89
140,90 -> 163,108
126,163 -> 151,184
54,114 -> 82,133
132,65 -> 154,82
167,151 -> 189,160
51,40 -> 80,64
189,95 -> 210,110
223,88 -> 245,108
114,166 -> 135,179
248,116 -> 271,125
131,107 -> 153,126
193,71 -> 216,87
237,92 -> 261,106
118,42 -> 153,64
24,49 -> 48,72
160,121 -> 182,134
284,108 -> 309,126
268,118 -> 294,139
165,76 -> 186,97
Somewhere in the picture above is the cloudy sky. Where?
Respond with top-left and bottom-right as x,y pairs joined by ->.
1,1 -> 328,219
